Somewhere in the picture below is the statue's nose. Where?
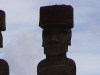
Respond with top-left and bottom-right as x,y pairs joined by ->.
49,35 -> 59,44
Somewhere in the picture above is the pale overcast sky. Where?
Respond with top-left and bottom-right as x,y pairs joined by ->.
0,0 -> 100,75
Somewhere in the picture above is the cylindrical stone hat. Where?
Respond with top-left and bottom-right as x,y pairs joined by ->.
39,5 -> 74,29
0,10 -> 6,31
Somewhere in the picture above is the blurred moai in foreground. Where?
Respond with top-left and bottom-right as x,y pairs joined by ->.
0,59 -> 9,75
37,5 -> 76,75
0,10 -> 9,75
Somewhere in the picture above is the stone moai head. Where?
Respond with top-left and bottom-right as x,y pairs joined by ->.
39,5 -> 74,55
0,10 -> 6,48
0,59 -> 9,75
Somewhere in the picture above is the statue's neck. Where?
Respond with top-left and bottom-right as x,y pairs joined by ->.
46,53 -> 67,62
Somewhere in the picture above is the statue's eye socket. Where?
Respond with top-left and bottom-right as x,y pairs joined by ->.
43,30 -> 52,37
43,29 -> 68,39
57,30 -> 68,35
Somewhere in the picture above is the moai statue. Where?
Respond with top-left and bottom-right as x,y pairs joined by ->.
0,59 -> 9,75
37,5 -> 76,75
0,10 -> 6,48
0,10 -> 9,75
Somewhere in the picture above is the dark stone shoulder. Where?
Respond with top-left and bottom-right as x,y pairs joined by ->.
67,58 -> 76,75
37,59 -> 47,69
0,59 -> 9,68
0,59 -> 9,75
67,58 -> 76,65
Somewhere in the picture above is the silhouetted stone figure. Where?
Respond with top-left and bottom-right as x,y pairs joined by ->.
0,10 -> 9,75
0,10 -> 6,48
0,59 -> 9,75
37,5 -> 76,75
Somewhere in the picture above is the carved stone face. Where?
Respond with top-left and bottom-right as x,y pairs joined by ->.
42,26 -> 71,55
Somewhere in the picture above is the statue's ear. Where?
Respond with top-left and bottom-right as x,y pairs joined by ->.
68,30 -> 72,46
42,30 -> 44,47
0,31 -> 3,48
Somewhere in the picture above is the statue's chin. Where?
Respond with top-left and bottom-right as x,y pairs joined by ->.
44,47 -> 68,55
